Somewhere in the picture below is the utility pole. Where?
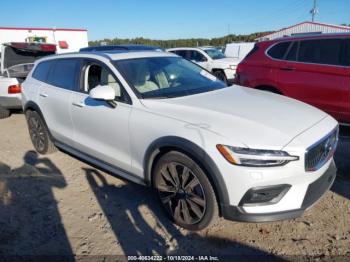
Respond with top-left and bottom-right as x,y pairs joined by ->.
227,24 -> 230,44
310,0 -> 318,22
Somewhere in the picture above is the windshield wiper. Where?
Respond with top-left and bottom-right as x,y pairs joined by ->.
143,94 -> 179,99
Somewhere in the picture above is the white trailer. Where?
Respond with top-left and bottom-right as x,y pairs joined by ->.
224,42 -> 255,61
0,26 -> 88,54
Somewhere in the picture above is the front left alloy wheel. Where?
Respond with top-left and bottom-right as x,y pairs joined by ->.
153,151 -> 218,231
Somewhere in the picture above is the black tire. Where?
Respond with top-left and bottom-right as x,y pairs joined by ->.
25,110 -> 57,155
0,107 -> 10,119
213,70 -> 228,85
153,151 -> 218,231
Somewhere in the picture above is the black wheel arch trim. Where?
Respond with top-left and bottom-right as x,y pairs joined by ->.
24,101 -> 54,140
24,101 -> 44,119
143,136 -> 230,208
255,85 -> 282,94
212,68 -> 227,77
212,68 -> 225,72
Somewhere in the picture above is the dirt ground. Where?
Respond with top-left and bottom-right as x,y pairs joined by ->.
0,114 -> 349,259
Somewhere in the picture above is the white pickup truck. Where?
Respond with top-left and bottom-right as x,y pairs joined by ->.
0,42 -> 56,118
167,46 -> 240,85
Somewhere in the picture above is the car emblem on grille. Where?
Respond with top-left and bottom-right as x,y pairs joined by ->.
305,129 -> 338,172
322,137 -> 333,157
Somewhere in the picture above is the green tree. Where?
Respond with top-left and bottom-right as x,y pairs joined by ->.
88,31 -> 272,48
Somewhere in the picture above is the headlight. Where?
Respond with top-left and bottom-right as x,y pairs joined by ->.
229,65 -> 236,70
216,145 -> 299,167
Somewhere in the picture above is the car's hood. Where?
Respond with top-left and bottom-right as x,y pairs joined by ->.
140,86 -> 328,149
212,57 -> 240,67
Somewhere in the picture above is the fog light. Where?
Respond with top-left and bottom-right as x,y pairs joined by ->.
239,184 -> 291,206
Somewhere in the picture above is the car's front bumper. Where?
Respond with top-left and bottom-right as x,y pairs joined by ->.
221,160 -> 336,222
0,96 -> 22,109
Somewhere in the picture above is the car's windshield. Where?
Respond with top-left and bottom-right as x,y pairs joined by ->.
113,56 -> 226,99
203,48 -> 226,60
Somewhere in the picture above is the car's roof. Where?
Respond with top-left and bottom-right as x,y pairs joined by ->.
261,32 -> 350,45
199,46 -> 216,50
167,46 -> 217,51
35,50 -> 178,63
80,44 -> 164,52
167,47 -> 202,51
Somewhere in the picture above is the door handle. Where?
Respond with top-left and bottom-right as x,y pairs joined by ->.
279,66 -> 295,71
72,102 -> 85,108
39,93 -> 48,98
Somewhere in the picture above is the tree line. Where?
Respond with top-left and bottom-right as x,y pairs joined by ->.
88,32 -> 272,48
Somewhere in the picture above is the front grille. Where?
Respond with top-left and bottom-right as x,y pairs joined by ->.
305,128 -> 338,172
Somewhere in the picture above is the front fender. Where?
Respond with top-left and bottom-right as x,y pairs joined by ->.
143,136 -> 230,208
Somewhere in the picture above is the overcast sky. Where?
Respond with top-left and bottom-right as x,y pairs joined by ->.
1,0 -> 349,40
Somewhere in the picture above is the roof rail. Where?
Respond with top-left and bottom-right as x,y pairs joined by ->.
274,31 -> 350,40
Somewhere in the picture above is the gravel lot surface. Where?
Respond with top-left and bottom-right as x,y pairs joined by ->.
0,114 -> 349,258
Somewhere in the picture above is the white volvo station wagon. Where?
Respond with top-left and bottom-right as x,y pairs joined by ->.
22,50 -> 338,230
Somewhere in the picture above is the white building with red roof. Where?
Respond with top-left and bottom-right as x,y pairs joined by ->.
0,26 -> 88,53
256,21 -> 350,41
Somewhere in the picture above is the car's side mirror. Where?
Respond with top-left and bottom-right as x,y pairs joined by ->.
89,85 -> 115,101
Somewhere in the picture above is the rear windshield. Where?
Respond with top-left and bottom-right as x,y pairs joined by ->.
204,49 -> 226,60
3,46 -> 55,70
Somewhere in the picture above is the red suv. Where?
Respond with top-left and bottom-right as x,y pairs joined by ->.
235,33 -> 350,123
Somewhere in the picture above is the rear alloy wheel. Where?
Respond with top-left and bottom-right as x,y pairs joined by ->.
26,110 -> 57,155
0,107 -> 10,119
153,151 -> 218,231
213,70 -> 227,85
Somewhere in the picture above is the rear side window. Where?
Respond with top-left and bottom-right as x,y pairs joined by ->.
267,42 -> 291,59
187,50 -> 207,62
298,39 -> 342,66
32,61 -> 53,82
173,50 -> 187,58
48,59 -> 79,90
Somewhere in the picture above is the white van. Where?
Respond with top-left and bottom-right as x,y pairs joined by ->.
224,42 -> 255,61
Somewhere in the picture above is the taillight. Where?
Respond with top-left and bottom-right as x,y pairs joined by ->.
8,84 -> 21,94
40,44 -> 56,52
